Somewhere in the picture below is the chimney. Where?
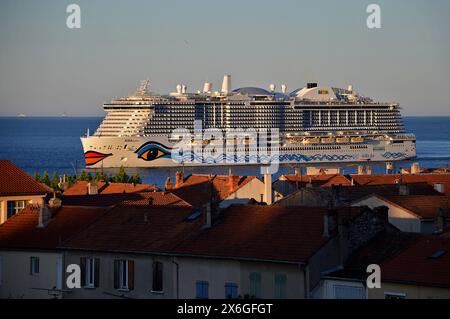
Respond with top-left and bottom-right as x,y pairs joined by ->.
411,162 -> 420,174
175,171 -> 184,188
281,84 -> 287,94
221,74 -> 231,95
357,165 -> 365,175
204,202 -> 212,228
306,177 -> 313,188
263,172 -> 273,205
366,165 -> 372,175
398,183 -> 410,196
228,173 -> 240,192
434,208 -> 446,234
323,208 -> 337,237
48,192 -> 62,210
164,177 -> 173,191
434,183 -> 445,194
87,182 -> 98,195
37,205 -> 52,228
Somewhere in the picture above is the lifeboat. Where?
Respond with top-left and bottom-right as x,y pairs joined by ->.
351,137 -> 364,143
304,137 -> 321,144
321,137 -> 334,144
336,137 -> 350,143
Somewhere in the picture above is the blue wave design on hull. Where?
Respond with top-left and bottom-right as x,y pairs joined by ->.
382,152 -> 407,159
171,152 -> 356,163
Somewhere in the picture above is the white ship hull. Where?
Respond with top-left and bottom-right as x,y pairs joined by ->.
81,135 -> 416,168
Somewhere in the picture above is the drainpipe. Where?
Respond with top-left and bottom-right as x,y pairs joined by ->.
172,257 -> 179,299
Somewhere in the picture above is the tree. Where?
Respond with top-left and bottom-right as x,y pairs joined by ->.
34,172 -> 42,183
130,174 -> 142,184
42,171 -> 51,186
50,172 -> 59,190
113,166 -> 129,183
78,170 -> 88,181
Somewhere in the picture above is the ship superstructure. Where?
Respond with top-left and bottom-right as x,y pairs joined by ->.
81,75 -> 416,168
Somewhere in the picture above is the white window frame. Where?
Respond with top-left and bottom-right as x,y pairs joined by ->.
7,200 -> 27,218
118,260 -> 128,290
30,256 -> 40,275
85,257 -> 95,288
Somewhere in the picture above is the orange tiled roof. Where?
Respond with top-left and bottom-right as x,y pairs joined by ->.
382,195 -> 450,219
174,205 -> 365,263
173,174 -> 257,207
0,205 -> 108,249
62,191 -> 192,207
350,173 -> 450,195
0,160 -> 48,196
61,205 -> 202,253
281,174 -> 352,187
63,181 -> 158,196
381,236 -> 450,288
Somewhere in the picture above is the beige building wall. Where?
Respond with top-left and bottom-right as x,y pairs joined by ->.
0,250 -> 62,299
369,282 -> 450,299
64,251 -> 176,299
178,257 -> 305,299
220,178 -> 265,208
0,195 -> 45,225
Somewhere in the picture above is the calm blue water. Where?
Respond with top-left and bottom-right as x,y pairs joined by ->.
0,116 -> 449,187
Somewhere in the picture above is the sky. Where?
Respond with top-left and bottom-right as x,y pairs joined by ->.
0,0 -> 449,116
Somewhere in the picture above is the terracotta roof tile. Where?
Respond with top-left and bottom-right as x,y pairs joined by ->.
64,181 -> 158,196
381,236 -> 450,287
382,195 -> 450,219
173,174 -> 257,207
0,205 -> 108,250
0,160 -> 48,196
350,173 -> 450,195
281,174 -> 352,187
62,191 -> 192,208
174,205 -> 365,263
61,205 -> 201,253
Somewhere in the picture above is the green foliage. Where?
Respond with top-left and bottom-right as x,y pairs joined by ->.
130,174 -> 142,184
78,170 -> 88,181
42,171 -> 51,186
113,166 -> 129,183
34,172 -> 42,183
50,172 -> 59,190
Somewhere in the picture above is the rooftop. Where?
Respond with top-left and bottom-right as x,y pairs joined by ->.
63,181 -> 158,196
0,160 -> 49,196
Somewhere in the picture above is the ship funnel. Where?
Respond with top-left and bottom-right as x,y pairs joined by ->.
181,85 -> 187,94
176,84 -> 182,94
347,85 -> 353,92
281,84 -> 287,94
221,74 -> 231,95
203,82 -> 212,93
269,84 -> 276,92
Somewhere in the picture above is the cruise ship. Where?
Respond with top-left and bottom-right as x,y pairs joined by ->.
81,74 -> 416,168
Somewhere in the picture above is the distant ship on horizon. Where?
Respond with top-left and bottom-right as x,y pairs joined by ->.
18,113 -> 27,117
81,74 -> 417,168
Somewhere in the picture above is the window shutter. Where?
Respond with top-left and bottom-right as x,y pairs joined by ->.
113,260 -> 119,290
80,257 -> 86,287
94,258 -> 100,288
128,260 -> 134,290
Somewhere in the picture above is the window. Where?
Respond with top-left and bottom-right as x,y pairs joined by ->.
30,256 -> 39,275
274,274 -> 287,299
7,200 -> 27,219
152,261 -> 163,292
80,257 -> 99,288
333,285 -> 365,299
385,292 -> 406,299
225,283 -> 238,299
249,272 -> 262,298
114,259 -> 134,291
196,281 -> 209,299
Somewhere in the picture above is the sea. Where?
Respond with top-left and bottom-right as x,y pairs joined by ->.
0,116 -> 449,188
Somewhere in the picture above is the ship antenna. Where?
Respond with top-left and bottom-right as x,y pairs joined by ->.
136,79 -> 150,96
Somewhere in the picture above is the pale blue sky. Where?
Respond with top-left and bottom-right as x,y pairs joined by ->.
0,0 -> 449,116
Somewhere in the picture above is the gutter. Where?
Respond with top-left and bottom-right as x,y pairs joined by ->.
171,257 -> 180,299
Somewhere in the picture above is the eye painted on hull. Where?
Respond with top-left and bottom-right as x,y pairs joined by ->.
84,151 -> 112,166
135,142 -> 172,161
